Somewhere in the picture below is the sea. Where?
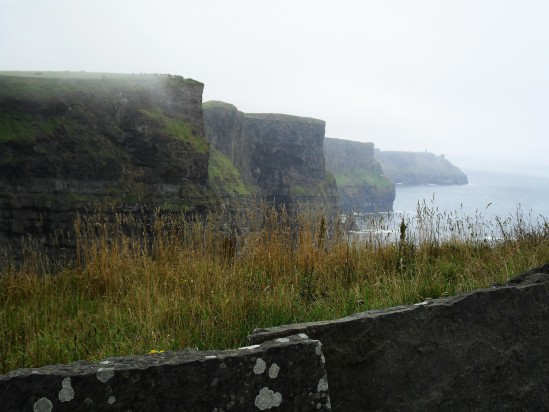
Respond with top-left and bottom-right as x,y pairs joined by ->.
353,169 -> 549,243
394,169 -> 549,221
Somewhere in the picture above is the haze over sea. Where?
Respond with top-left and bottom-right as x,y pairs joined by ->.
394,169 -> 549,224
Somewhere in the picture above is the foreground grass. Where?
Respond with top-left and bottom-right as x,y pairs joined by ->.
1,204 -> 548,374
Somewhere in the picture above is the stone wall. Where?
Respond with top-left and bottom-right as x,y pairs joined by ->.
0,335 -> 331,411
250,265 -> 549,411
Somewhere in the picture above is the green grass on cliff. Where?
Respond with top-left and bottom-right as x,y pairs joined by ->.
1,204 -> 548,374
0,72 -> 202,113
334,168 -> 392,188
139,109 -> 209,154
0,111 -> 68,143
208,148 -> 251,195
290,172 -> 337,197
0,112 -> 34,143
202,100 -> 238,111
140,110 -> 209,153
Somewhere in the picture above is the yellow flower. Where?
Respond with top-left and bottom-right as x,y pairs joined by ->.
148,349 -> 165,354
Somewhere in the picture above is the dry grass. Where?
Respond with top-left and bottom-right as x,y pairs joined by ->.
1,201 -> 548,374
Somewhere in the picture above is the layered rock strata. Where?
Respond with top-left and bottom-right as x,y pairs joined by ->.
0,72 -> 215,245
204,101 -> 340,217
324,137 -> 395,212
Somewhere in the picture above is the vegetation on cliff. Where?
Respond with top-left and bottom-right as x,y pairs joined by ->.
203,101 -> 340,216
0,71 -> 216,243
333,168 -> 393,188
207,147 -> 251,196
324,138 -> 395,212
139,109 -> 209,153
1,203 -> 548,374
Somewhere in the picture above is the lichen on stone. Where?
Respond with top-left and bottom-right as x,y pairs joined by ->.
253,358 -> 266,375
254,387 -> 282,410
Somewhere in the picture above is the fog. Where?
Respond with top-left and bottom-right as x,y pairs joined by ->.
2,0 -> 549,177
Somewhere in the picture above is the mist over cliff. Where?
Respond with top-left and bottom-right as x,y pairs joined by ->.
374,150 -> 468,186
0,71 -> 472,250
0,72 -> 216,244
0,74 -> 345,246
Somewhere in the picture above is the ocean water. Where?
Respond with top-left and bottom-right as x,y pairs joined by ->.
394,169 -> 549,222
352,169 -> 549,243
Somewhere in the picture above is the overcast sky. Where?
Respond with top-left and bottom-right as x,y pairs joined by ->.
2,0 -> 549,176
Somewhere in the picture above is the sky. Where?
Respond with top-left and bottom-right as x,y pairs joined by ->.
2,0 -> 549,176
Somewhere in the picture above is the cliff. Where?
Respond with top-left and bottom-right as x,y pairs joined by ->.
0,74 -> 343,247
323,138 -> 395,213
203,101 -> 340,216
0,71 -> 216,244
374,150 -> 468,185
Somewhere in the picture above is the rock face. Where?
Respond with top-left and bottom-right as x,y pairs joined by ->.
375,149 -> 468,185
0,334 -> 331,411
0,79 -> 344,246
249,265 -> 549,411
324,138 -> 395,212
204,101 -> 340,216
0,72 -> 216,245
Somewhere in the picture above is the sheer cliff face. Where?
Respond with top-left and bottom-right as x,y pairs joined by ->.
324,138 -> 395,213
203,102 -> 339,214
0,73 -> 215,243
374,150 -> 468,185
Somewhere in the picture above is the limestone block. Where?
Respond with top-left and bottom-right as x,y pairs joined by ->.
0,335 -> 330,411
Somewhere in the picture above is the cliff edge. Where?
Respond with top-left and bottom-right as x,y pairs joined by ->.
0,71 -> 216,244
0,76 -> 343,247
374,150 -> 468,185
204,101 -> 340,216
324,138 -> 395,213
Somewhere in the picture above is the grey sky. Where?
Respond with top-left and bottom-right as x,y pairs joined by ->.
2,0 -> 549,176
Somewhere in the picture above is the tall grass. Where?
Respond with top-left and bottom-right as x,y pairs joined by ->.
1,201 -> 548,374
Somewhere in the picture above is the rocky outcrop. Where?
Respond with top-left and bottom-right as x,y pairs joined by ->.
0,72 -> 216,245
250,265 -> 549,411
375,149 -> 468,185
204,101 -> 340,216
324,138 -> 395,212
0,334 -> 331,411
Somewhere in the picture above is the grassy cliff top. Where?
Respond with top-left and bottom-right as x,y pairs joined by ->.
202,100 -> 239,111
0,71 -> 203,101
244,112 -> 325,125
334,168 -> 393,188
0,71 -> 202,83
203,101 -> 325,126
